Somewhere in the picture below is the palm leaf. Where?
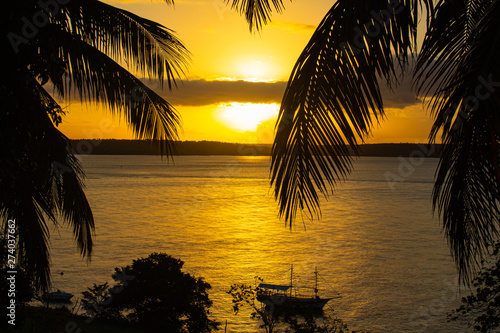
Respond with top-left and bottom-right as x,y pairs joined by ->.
225,0 -> 287,31
57,0 -> 188,88
0,67 -> 94,290
1,0 -> 187,290
271,0 -> 430,224
38,26 -> 180,154
415,0 -> 500,284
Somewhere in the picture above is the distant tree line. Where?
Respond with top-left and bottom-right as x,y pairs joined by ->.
69,140 -> 442,157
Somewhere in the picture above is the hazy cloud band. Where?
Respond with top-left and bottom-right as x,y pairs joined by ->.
55,78 -> 420,109
158,79 -> 287,106
157,79 -> 420,109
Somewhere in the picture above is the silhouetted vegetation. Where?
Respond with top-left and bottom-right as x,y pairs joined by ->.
69,139 -> 441,157
4,306 -> 149,333
70,139 -> 272,156
449,242 -> 500,332
229,283 -> 281,333
2,0 -> 188,291
284,316 -> 349,333
235,0 -> 500,285
81,253 -> 219,333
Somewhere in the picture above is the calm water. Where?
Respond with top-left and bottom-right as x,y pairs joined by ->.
48,155 -> 470,332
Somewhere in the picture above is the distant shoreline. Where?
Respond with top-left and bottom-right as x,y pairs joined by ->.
69,140 -> 442,157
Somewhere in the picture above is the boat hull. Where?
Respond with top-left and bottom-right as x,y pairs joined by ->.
257,294 -> 331,310
43,292 -> 73,302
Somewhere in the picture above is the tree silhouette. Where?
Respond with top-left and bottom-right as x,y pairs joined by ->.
448,242 -> 500,332
81,253 -> 219,332
0,0 -> 188,290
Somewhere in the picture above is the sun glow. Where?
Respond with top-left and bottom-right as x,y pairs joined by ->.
215,103 -> 279,132
236,59 -> 277,82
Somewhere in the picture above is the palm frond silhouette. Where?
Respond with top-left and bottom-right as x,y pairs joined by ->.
1,0 -> 188,290
230,0 -> 500,284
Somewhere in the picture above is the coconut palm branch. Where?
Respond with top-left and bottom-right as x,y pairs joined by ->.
267,0 -> 429,223
415,0 -> 500,284
0,66 -> 93,290
37,25 -> 181,154
2,0 -> 188,290
230,0 -> 500,284
225,0 -> 287,31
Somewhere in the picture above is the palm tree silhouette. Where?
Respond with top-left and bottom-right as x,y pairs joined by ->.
1,0 -> 188,290
229,0 -> 500,284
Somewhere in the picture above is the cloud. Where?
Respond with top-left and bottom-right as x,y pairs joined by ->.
155,78 -> 420,109
157,79 -> 287,106
379,79 -> 422,109
51,77 -> 420,110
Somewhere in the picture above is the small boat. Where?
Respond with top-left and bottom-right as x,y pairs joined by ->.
257,265 -> 339,310
42,290 -> 74,302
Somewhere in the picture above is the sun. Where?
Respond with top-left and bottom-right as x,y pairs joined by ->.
215,103 -> 279,132
239,60 -> 269,81
234,58 -> 278,82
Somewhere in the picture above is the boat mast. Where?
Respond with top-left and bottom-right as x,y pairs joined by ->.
314,266 -> 318,298
290,264 -> 293,297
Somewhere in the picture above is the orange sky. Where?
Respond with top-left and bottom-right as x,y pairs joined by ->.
58,0 -> 434,144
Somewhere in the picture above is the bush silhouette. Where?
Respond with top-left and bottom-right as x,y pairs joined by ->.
82,253 -> 219,332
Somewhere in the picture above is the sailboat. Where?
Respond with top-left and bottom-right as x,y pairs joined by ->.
42,289 -> 74,302
256,265 -> 339,310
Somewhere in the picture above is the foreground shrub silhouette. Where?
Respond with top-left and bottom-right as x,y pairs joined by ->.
81,253 -> 219,332
449,242 -> 500,332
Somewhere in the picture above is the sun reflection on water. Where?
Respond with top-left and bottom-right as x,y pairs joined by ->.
48,156 -> 463,332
